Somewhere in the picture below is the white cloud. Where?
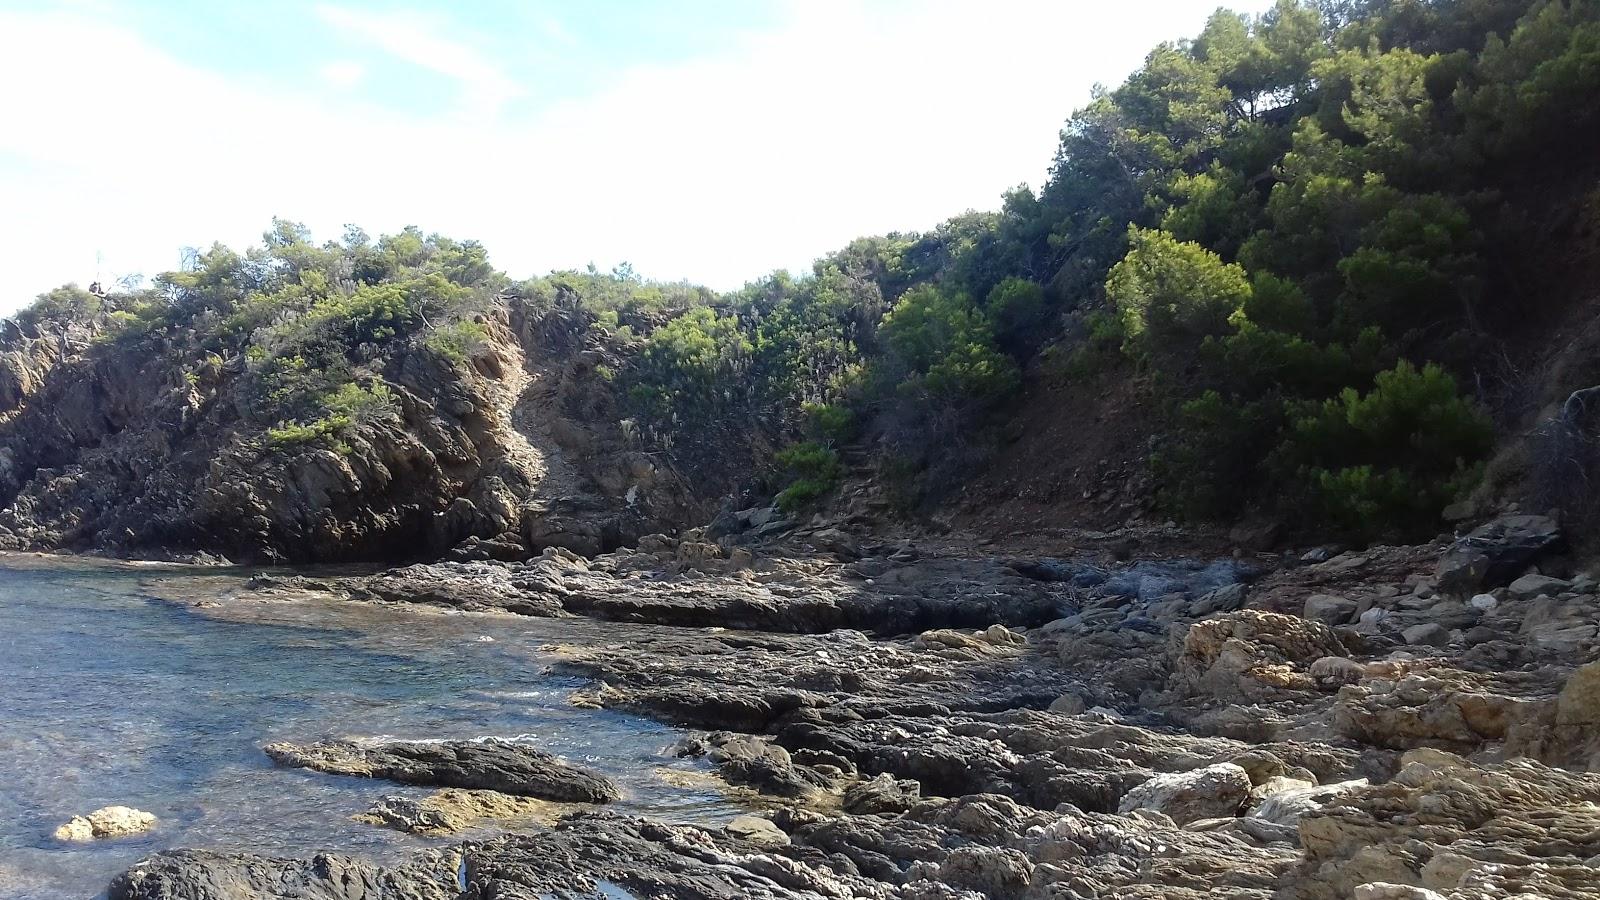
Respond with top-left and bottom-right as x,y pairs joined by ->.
319,59 -> 367,89
314,5 -> 520,116
0,0 -> 1271,312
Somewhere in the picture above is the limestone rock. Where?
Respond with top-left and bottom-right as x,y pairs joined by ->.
354,789 -> 561,834
1175,611 -> 1348,703
1290,757 -> 1600,900
1116,763 -> 1252,825
53,806 -> 156,841
724,814 -> 790,846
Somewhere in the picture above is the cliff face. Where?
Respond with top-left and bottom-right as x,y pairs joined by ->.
0,296 -> 707,563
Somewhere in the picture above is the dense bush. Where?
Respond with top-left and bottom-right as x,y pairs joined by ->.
1274,361 -> 1493,539
773,441 -> 844,512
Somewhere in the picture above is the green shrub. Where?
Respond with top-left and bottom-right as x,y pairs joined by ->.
773,441 -> 843,512
1274,360 -> 1492,539
879,285 -> 1019,407
1154,392 -> 1284,520
423,319 -> 488,365
983,277 -> 1049,357
18,285 -> 100,328
801,402 -> 856,444
265,381 -> 395,454
1106,227 -> 1252,365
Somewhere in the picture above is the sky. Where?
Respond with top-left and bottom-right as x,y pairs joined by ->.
0,0 -> 1274,312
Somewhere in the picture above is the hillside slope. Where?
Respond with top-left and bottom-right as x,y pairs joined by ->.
0,293 -> 710,563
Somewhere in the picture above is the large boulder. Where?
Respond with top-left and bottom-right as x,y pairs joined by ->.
1116,762 -> 1252,824
1174,610 -> 1349,703
1435,514 -> 1561,595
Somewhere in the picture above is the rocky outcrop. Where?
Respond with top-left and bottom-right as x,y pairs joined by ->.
262,738 -> 620,803
104,521 -> 1600,900
1291,753 -> 1600,899
0,297 -> 710,563
108,847 -> 462,900
268,538 -> 1078,633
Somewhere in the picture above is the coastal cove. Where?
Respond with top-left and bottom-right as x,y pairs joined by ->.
0,555 -> 739,900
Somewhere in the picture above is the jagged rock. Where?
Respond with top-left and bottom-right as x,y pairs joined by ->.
678,732 -> 831,798
1353,885 -> 1447,900
1174,610 -> 1348,703
842,773 -> 922,815
1504,659 -> 1600,770
262,738 -> 620,802
108,847 -> 463,900
1247,778 -> 1368,828
1116,763 -> 1252,824
1435,514 -> 1561,595
1290,756 -> 1600,900
53,806 -> 156,841
1331,665 -> 1555,752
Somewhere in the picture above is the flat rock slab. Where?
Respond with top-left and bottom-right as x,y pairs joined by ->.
263,738 -> 620,803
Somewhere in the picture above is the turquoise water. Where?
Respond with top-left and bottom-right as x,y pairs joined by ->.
0,556 -> 734,900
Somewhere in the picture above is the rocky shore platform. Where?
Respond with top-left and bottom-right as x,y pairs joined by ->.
110,514 -> 1600,899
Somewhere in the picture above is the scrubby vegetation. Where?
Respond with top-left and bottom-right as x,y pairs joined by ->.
17,0 -> 1598,541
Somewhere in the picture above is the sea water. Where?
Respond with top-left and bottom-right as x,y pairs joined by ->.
0,556 -> 735,899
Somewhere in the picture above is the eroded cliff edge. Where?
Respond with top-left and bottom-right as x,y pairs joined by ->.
0,292 -> 717,563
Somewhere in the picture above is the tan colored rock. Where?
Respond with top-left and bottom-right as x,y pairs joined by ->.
724,814 -> 790,846
354,789 -> 562,834
1332,667 -> 1552,751
1288,758 -> 1600,900
52,806 -> 156,841
1174,611 -> 1348,703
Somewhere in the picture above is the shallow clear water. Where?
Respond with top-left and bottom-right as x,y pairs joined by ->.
0,556 -> 737,900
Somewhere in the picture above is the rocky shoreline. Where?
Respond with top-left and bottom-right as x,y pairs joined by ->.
107,514 -> 1600,899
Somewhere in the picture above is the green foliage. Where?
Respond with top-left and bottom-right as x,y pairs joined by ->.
1106,227 -> 1252,360
423,319 -> 489,366
18,285 -> 101,328
878,285 -> 1019,407
265,381 -> 395,455
1155,392 -> 1284,519
802,402 -> 856,444
773,441 -> 843,512
1275,361 -> 1493,538
983,277 -> 1049,357
626,306 -> 754,425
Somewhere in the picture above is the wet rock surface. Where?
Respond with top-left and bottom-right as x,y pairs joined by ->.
263,738 -> 620,803
110,523 -> 1600,899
